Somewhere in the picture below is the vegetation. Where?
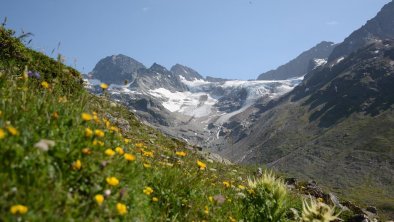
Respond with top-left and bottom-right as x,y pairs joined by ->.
0,25 -> 345,221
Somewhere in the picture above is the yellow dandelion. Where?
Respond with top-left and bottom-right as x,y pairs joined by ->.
106,177 -> 119,186
41,81 -> 49,89
109,126 -> 119,132
94,129 -> 105,137
92,139 -> 104,146
143,163 -> 151,168
85,128 -> 93,137
143,186 -> 154,195
124,153 -> 136,161
105,149 -> 115,156
81,112 -> 93,121
82,148 -> 92,155
142,150 -> 154,158
6,126 -> 19,136
152,197 -> 159,202
0,129 -> 5,139
10,204 -> 28,215
115,147 -> 124,155
124,138 -> 131,144
100,83 -> 109,90
197,160 -> 206,170
208,196 -> 213,202
223,181 -> 231,188
175,151 -> 187,157
116,203 -> 127,215
135,143 -> 144,148
238,185 -> 246,190
94,194 -> 104,206
72,160 -> 82,170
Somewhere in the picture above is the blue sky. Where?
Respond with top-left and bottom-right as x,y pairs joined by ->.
1,0 -> 390,80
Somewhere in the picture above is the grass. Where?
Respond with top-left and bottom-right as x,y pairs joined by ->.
0,25 -> 352,221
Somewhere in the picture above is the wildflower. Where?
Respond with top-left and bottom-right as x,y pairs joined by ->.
58,96 -> 68,103
6,126 -> 19,136
142,150 -> 154,158
109,126 -> 119,132
143,186 -> 154,195
41,81 -> 49,89
0,129 -> 5,139
82,148 -> 92,155
100,83 -> 109,90
115,147 -> 124,155
10,204 -> 28,215
28,71 -> 40,79
116,203 -> 127,215
94,129 -> 105,137
124,138 -> 131,144
92,139 -> 104,146
152,197 -> 159,202
104,189 -> 111,197
197,160 -> 206,170
238,185 -> 246,190
124,153 -> 136,161
81,113 -> 93,121
229,216 -> 236,222
223,181 -> 231,188
34,139 -> 55,152
85,128 -> 93,137
94,194 -> 104,206
143,163 -> 151,168
106,177 -> 119,186
204,206 -> 209,214
105,149 -> 115,156
175,151 -> 187,157
72,160 -> 82,170
135,143 -> 144,148
208,196 -> 213,202
52,111 -> 59,119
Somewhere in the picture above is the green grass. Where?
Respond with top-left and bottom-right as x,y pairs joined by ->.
0,25 -> 351,221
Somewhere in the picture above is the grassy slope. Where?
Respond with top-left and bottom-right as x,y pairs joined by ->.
0,27 -> 318,221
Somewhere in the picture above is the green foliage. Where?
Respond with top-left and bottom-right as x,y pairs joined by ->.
243,171 -> 291,221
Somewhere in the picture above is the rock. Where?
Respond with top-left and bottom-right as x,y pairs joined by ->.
285,178 -> 297,186
348,214 -> 370,222
342,201 -> 364,214
304,180 -> 325,198
366,206 -> 378,215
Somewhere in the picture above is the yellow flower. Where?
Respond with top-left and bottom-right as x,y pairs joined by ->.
0,129 -> 5,139
81,113 -> 93,121
152,197 -> 159,202
142,150 -> 154,158
175,151 -> 187,157
135,143 -> 144,148
143,163 -> 151,168
106,177 -> 119,186
115,147 -> 124,155
109,126 -> 119,132
94,129 -> 105,137
100,83 -> 109,90
208,196 -> 213,202
116,203 -> 127,215
72,160 -> 82,170
105,149 -> 115,156
94,194 -> 104,205
143,186 -> 154,195
10,204 -> 28,215
124,138 -> 131,144
197,160 -> 206,170
82,148 -> 92,155
85,128 -> 93,137
52,111 -> 59,119
238,185 -> 246,190
223,181 -> 231,188
92,139 -> 104,146
41,81 -> 49,89
229,216 -> 236,222
204,206 -> 209,214
6,126 -> 19,136
124,153 -> 136,161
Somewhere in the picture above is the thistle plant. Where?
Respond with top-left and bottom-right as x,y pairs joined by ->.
295,198 -> 339,222
243,171 -> 290,221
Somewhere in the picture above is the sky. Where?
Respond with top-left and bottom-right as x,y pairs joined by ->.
1,0 -> 391,80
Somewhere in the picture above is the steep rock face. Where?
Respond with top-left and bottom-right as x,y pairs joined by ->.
257,41 -> 336,80
328,1 -> 394,62
91,54 -> 145,84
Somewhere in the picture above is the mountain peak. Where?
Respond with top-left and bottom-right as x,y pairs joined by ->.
170,64 -> 204,81
149,63 -> 168,72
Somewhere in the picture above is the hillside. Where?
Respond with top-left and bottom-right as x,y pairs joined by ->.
0,25 -> 359,221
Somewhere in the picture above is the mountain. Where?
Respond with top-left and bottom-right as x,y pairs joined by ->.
91,54 -> 146,84
218,3 -> 394,216
328,1 -> 394,62
257,41 -> 336,80
85,56 -> 302,148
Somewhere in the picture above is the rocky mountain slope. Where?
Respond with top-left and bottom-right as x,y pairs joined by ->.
219,1 -> 394,217
257,41 -> 336,80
